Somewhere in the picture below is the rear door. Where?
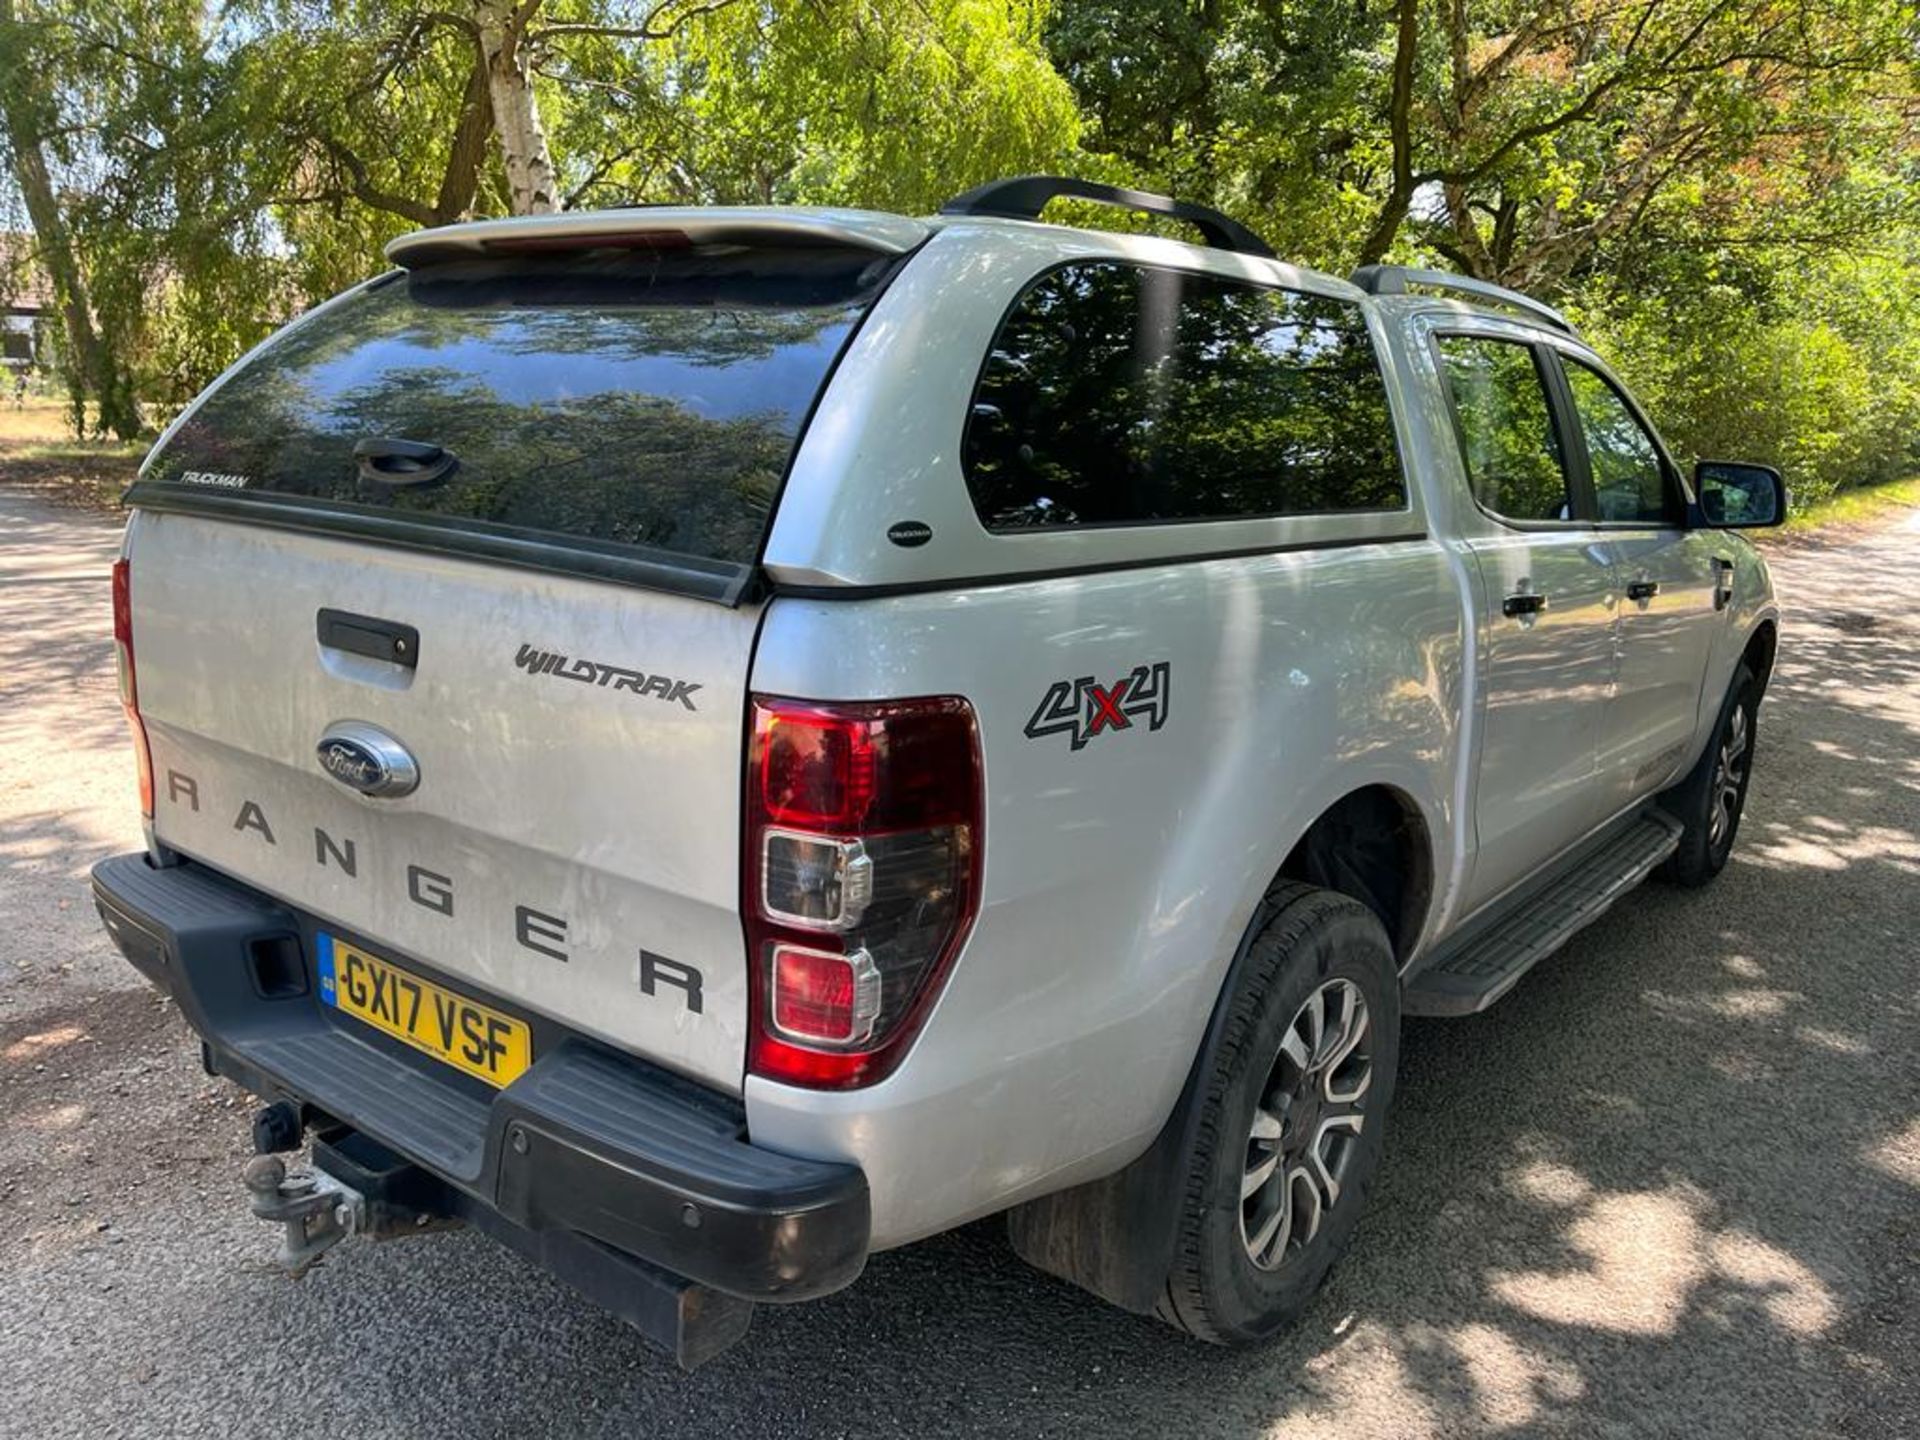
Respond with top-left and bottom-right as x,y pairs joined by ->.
125,233 -> 904,1091
1435,331 -> 1623,911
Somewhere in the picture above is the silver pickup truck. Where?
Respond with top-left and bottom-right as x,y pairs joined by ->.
92,176 -> 1784,1365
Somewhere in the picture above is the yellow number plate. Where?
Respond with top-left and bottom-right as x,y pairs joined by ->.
318,934 -> 531,1088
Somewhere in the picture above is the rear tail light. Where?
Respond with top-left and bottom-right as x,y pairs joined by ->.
111,558 -> 154,818
744,696 -> 983,1088
769,943 -> 882,1045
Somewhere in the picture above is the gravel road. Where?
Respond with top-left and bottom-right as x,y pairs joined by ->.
1,489 -> 1914,1440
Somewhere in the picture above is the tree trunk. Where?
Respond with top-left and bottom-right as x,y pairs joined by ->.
1353,0 -> 1420,267
0,0 -> 139,437
474,0 -> 559,215
432,55 -> 496,223
1442,182 -> 1497,279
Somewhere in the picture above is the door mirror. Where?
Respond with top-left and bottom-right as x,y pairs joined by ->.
1694,460 -> 1786,528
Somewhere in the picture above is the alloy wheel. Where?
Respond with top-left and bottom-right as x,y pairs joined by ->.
1708,704 -> 1750,851
1239,978 -> 1373,1272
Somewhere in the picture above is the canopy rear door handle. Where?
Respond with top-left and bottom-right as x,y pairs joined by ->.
354,437 -> 457,488
1502,591 -> 1548,618
1626,579 -> 1660,602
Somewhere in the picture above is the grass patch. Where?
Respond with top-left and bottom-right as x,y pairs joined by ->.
0,399 -> 90,444
0,401 -> 145,512
1771,475 -> 1920,539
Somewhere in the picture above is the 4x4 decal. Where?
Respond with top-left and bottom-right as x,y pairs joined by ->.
1023,662 -> 1170,750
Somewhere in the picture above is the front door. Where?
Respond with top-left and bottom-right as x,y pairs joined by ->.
1434,332 -> 1623,912
1554,356 -> 1724,811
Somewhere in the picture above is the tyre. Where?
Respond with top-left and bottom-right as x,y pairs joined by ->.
1156,882 -> 1400,1344
1659,664 -> 1759,888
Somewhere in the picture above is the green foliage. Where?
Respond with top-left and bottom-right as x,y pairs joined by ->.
3,0 -> 1917,511
1567,244 -> 1920,507
678,0 -> 1081,211
4,0 -> 1081,428
1044,0 -> 1383,261
1043,0 -> 1920,510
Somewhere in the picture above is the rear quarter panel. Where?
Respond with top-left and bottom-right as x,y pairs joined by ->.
746,542 -> 1465,1246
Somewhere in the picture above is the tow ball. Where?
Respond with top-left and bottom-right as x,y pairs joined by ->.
242,1153 -> 366,1276
241,1106 -> 457,1273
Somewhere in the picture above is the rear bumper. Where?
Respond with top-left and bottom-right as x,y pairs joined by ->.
91,851 -> 870,1307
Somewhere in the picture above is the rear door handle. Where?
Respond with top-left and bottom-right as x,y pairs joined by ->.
1502,591 -> 1548,618
354,437 -> 457,488
1626,579 -> 1659,602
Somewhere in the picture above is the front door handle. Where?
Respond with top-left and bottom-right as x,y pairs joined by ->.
1502,591 -> 1548,618
1626,579 -> 1660,602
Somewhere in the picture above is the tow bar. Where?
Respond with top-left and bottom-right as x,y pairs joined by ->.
234,1106 -> 755,1367
241,1106 -> 458,1275
243,1154 -> 365,1274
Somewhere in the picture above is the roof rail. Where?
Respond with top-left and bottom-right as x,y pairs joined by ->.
1351,264 -> 1577,337
940,176 -> 1275,258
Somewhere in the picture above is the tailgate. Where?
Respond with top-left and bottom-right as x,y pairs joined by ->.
131,511 -> 758,1089
119,223 -> 912,1092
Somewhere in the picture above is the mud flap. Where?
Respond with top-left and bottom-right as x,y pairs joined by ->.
1005,889 -> 1285,1313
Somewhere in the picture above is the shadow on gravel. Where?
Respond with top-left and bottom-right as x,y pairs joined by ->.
9,521 -> 1915,1440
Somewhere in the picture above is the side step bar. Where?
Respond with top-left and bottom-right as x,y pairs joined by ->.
1405,809 -> 1682,1017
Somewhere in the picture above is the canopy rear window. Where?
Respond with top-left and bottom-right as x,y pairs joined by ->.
138,245 -> 898,591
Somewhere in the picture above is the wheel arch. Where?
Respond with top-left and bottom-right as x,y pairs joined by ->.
1742,617 -> 1779,697
1005,783 -> 1436,1313
1274,783 -> 1435,967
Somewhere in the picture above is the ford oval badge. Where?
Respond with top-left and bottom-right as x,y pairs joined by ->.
316,721 -> 420,798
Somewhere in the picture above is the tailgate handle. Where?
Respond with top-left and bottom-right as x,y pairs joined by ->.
354,437 -> 456,488
317,608 -> 419,669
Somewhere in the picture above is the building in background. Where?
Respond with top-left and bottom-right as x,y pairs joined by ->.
0,234 -> 52,374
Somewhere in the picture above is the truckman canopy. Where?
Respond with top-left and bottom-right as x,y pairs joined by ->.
136,236 -> 905,601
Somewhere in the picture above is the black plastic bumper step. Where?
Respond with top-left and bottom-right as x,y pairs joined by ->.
236,1027 -> 491,1181
90,852 -> 871,1318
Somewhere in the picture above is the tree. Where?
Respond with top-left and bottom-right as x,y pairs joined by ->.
1048,0 -> 1919,286
1042,0 -> 1920,502
12,0 -> 1917,498
0,0 -> 1078,428
1362,0 -> 1920,287
0,0 -> 140,437
474,0 -> 560,213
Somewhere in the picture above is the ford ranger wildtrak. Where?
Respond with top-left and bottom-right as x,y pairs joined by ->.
91,176 -> 1785,1366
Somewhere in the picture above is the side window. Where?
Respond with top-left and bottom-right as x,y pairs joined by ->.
1563,361 -> 1680,525
1436,336 -> 1573,523
960,261 -> 1406,531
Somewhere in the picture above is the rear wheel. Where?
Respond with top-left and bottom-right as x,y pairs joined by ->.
1660,665 -> 1759,887
1157,883 -> 1399,1344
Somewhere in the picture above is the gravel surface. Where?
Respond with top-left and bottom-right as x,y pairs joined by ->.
1,490 -> 1915,1439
